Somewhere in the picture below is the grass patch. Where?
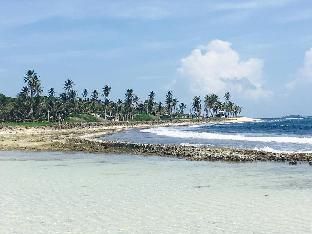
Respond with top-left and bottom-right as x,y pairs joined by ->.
1,121 -> 53,127
133,113 -> 157,121
66,113 -> 102,123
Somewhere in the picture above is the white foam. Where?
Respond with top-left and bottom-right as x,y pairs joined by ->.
187,124 -> 203,129
141,127 -> 312,145
253,146 -> 286,153
284,117 -> 304,120
180,143 -> 205,147
253,146 -> 312,154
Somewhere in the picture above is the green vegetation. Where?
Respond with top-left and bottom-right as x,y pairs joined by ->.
0,70 -> 242,123
66,114 -> 102,123
1,121 -> 53,127
133,113 -> 157,121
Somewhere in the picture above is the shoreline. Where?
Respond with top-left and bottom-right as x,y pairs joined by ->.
0,117 -> 311,163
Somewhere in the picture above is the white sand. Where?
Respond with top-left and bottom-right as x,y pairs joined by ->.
0,151 -> 311,234
226,116 -> 259,123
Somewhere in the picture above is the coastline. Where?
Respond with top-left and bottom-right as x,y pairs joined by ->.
0,117 -> 311,163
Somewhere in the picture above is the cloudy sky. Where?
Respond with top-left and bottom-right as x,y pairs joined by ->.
1,0 -> 312,117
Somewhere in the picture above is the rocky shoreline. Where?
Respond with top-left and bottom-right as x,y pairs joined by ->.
60,137 -> 312,164
0,118 -> 312,164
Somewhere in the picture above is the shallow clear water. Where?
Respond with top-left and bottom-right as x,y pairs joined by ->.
104,117 -> 312,153
0,151 -> 311,233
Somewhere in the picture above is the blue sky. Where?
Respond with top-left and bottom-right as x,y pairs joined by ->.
1,0 -> 312,117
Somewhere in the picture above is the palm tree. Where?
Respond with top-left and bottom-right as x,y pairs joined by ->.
64,79 -> 74,93
90,90 -> 99,114
212,100 -> 222,116
47,88 -> 56,121
62,79 -> 76,103
192,96 -> 201,118
61,79 -> 76,117
224,91 -> 230,102
233,105 -> 242,117
147,91 -> 155,114
82,89 -> 88,100
124,89 -> 134,121
102,85 -> 111,97
227,101 -> 234,117
223,91 -> 231,117
116,99 -> 123,120
138,103 -> 145,113
102,85 -> 111,119
23,70 -> 42,119
68,90 -> 77,101
172,98 -> 178,114
179,103 -> 186,115
133,95 -> 139,118
204,94 -> 219,117
80,89 -> 89,113
165,91 -> 173,116
157,102 -> 163,116
102,85 -> 111,101
91,90 -> 99,101
16,86 -> 30,120
48,88 -> 55,97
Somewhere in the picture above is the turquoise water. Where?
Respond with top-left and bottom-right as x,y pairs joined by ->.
0,151 -> 311,233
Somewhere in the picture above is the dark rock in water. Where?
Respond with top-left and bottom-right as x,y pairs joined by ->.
194,185 -> 210,189
309,161 -> 312,166
289,161 -> 297,165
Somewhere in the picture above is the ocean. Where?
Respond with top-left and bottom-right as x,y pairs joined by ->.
0,151 -> 311,233
104,116 -> 312,153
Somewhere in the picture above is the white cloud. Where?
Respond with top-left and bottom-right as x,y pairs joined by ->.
179,40 -> 270,99
287,48 -> 312,89
300,48 -> 312,79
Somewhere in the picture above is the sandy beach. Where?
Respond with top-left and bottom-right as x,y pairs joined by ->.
0,119 -> 202,151
0,117 -> 252,151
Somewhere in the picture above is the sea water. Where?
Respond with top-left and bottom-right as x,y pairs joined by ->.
0,151 -> 311,233
104,116 -> 312,153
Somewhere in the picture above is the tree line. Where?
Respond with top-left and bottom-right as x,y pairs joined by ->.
0,70 -> 242,122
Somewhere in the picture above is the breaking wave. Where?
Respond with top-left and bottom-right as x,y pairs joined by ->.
252,146 -> 312,154
141,127 -> 312,145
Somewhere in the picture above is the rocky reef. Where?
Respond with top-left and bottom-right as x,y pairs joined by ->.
61,137 -> 312,163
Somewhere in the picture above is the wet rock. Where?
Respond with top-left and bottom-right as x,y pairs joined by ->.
66,135 -> 312,163
289,160 -> 297,165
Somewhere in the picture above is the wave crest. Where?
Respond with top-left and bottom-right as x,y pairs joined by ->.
141,127 -> 312,145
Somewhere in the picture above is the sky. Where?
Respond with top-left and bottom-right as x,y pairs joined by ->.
1,0 -> 312,117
